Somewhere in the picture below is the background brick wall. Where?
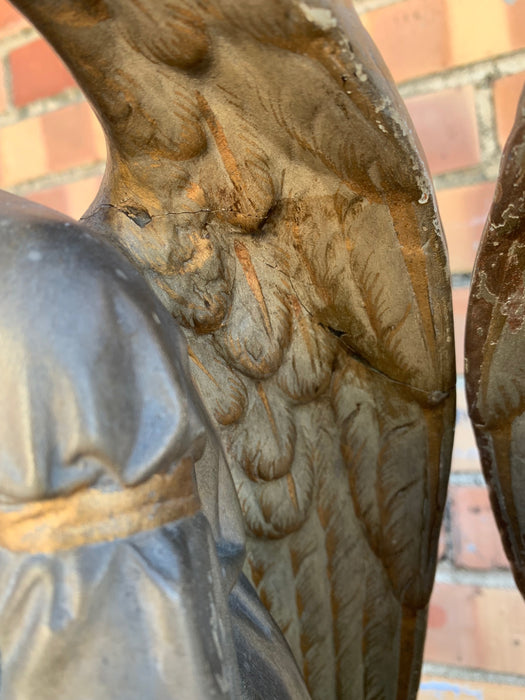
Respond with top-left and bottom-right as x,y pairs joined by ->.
1,0 -> 524,697
0,3 -> 104,217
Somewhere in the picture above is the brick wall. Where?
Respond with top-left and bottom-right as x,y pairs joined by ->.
0,3 -> 104,216
1,0 -> 525,697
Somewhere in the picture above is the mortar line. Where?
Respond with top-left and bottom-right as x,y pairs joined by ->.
0,26 -> 39,58
0,87 -> 86,128
354,0 -> 401,13
435,561 -> 516,588
448,472 -> 486,487
1,52 -> 14,113
474,83 -> 501,166
433,162 -> 501,191
422,663 -> 525,687
7,161 -> 105,197
399,49 -> 525,98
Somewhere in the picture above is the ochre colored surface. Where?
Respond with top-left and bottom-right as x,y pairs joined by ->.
0,458 -> 198,553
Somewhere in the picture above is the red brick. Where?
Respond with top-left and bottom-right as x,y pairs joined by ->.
437,182 -> 496,275
9,38 -> 76,107
494,71 -> 525,149
0,0 -> 29,36
406,87 -> 480,176
449,485 -> 509,570
27,176 -> 103,219
0,102 -> 105,187
361,0 -> 525,84
0,114 -> 47,187
420,675 -> 525,699
41,102 -> 106,174
360,0 -> 449,84
425,583 -> 525,674
28,183 -> 68,215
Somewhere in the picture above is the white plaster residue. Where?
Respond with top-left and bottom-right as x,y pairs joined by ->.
415,174 -> 431,207
354,61 -> 368,82
374,95 -> 391,114
347,49 -> 369,84
298,3 -> 337,30
27,249 -> 42,262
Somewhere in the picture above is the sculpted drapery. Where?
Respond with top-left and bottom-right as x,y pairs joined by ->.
0,191 -> 308,699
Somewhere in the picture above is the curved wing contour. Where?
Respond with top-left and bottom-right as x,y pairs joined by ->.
466,86 -> 525,598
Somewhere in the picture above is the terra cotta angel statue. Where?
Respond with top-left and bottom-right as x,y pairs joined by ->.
5,1 -> 456,698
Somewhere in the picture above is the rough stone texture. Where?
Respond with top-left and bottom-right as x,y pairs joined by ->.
9,1 -> 455,698
466,86 -> 525,599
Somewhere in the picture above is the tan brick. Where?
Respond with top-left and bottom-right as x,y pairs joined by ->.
419,675 -> 525,700
449,289 -> 483,474
66,175 -> 103,217
494,71 -> 525,149
10,38 -> 76,107
0,115 -> 47,187
0,0 -> 29,37
0,103 -> 104,188
406,87 -> 480,176
27,176 -> 103,219
447,0 -> 525,68
89,109 -> 107,162
360,0 -> 449,84
437,182 -> 495,275
361,0 -> 525,84
450,485 -> 509,570
425,583 -> 525,674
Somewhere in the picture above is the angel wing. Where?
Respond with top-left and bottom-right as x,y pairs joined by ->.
10,1 -> 456,697
466,86 -> 525,598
